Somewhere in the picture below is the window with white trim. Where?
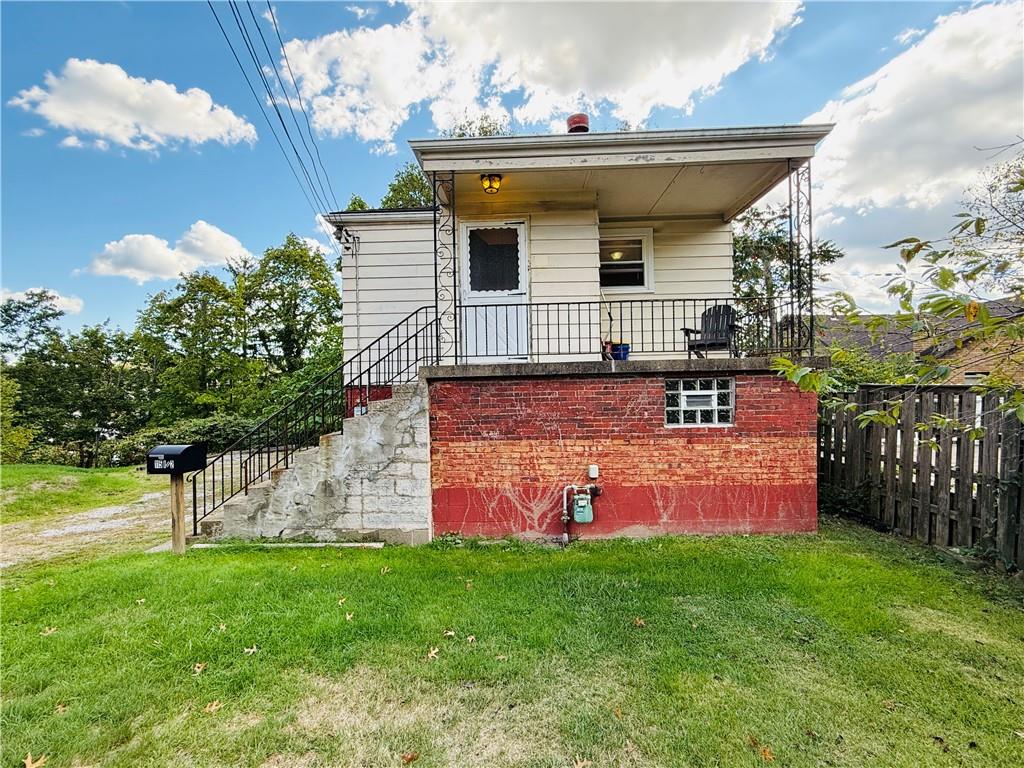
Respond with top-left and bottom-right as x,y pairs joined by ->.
599,229 -> 653,290
665,378 -> 734,426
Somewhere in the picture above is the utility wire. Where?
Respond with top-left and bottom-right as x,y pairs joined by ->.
227,0 -> 332,215
208,0 -> 343,262
265,0 -> 339,210
246,0 -> 337,211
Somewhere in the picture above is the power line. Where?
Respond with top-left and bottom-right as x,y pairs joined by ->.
207,1 -> 343,262
226,0 -> 332,215
264,0 -> 339,210
246,1 -> 337,211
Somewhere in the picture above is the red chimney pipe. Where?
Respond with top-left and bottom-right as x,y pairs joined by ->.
567,113 -> 589,133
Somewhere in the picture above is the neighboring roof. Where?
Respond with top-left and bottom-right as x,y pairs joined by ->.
816,316 -> 915,357
920,298 -> 1024,357
409,123 -> 834,172
818,298 -> 1024,359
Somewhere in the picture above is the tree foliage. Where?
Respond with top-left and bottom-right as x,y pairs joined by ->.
2,234 -> 347,466
733,205 -> 844,305
379,161 -> 433,209
777,150 -> 1024,426
0,288 -> 64,357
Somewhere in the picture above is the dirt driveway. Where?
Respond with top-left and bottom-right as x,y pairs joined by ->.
1,490 -> 170,568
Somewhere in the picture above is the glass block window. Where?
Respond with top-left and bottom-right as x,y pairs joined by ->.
665,378 -> 734,427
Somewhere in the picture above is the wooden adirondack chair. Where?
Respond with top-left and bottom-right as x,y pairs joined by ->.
680,304 -> 738,358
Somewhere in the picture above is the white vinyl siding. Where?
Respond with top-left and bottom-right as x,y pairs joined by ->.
598,218 -> 733,359
340,217 -> 435,353
340,209 -> 733,364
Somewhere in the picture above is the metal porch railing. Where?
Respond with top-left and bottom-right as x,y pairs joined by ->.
187,306 -> 439,535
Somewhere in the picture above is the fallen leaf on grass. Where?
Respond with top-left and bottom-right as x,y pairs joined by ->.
320,564 -> 329,569
573,757 -> 593,768
466,635 -> 476,643
495,655 -> 508,661
244,646 -> 259,655
345,612 -> 354,622
443,629 -> 456,638
882,699 -> 898,711
1015,731 -> 1024,740
400,752 -> 420,764
218,623 -> 227,632
612,706 -> 622,720
465,580 -> 473,590
135,598 -> 146,605
54,703 -> 67,715
289,566 -> 297,572
381,566 -> 392,575
759,746 -> 775,762
632,617 -> 646,628
22,753 -> 47,768
337,596 -> 347,605
192,663 -> 207,676
203,700 -> 222,714
426,647 -> 439,660
39,627 -> 57,637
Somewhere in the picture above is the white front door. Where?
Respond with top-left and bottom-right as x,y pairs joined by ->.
460,221 -> 529,362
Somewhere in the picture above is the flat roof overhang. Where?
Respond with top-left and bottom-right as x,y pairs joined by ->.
411,124 -> 832,221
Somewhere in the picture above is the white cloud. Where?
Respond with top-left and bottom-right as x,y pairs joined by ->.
1,287 -> 84,315
89,221 -> 254,283
8,58 -> 257,152
803,2 -> 1023,312
59,135 -> 83,149
22,127 -> 45,138
809,2 -> 1022,216
346,4 -> 377,20
283,2 -> 801,151
894,27 -> 925,45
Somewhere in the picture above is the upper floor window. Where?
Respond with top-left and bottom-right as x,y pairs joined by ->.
599,229 -> 653,291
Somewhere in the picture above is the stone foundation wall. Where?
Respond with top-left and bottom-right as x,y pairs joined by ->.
219,383 -> 431,543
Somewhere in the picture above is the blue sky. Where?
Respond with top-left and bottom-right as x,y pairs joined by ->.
2,1 -> 1021,328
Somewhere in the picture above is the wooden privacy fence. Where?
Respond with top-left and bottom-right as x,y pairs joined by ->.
818,385 -> 1023,567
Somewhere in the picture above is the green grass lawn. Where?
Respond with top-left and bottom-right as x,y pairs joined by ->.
2,520 -> 1023,768
0,464 -> 163,523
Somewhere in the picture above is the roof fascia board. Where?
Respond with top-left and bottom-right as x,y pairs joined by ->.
411,124 -> 833,171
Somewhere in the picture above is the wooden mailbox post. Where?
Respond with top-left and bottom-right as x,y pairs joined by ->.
146,444 -> 206,555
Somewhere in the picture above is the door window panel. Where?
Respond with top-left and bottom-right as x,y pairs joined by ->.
468,227 -> 520,292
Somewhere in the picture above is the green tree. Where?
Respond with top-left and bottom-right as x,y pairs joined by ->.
733,205 -> 844,305
346,194 -> 370,211
777,151 -> 1024,424
249,234 -> 343,374
441,113 -> 512,138
0,288 -> 64,357
0,369 -> 36,463
136,272 -> 248,420
379,161 -> 433,208
8,324 -> 149,465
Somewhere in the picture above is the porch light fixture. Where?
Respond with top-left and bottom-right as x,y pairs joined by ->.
480,173 -> 502,195
609,250 -> 624,260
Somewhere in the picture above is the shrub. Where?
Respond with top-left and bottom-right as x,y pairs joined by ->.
97,413 -> 260,467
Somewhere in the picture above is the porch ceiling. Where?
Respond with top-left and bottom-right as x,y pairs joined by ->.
423,124 -> 832,222
452,159 -> 793,221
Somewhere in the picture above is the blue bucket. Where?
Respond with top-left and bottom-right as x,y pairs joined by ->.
610,343 -> 630,361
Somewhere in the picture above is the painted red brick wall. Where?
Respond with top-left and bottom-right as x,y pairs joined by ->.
428,373 -> 817,538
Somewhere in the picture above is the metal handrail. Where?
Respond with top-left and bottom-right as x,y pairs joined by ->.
188,305 -> 439,533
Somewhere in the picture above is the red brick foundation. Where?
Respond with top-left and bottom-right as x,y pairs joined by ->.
428,372 -> 818,538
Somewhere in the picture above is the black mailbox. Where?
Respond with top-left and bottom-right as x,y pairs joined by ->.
147,444 -> 207,475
